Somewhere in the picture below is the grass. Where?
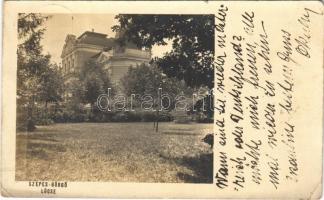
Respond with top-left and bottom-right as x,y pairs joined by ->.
16,122 -> 213,183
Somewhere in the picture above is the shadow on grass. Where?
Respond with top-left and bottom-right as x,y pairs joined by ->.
159,152 -> 213,183
27,149 -> 49,160
162,131 -> 201,136
176,153 -> 213,183
26,142 -> 67,160
27,135 -> 59,142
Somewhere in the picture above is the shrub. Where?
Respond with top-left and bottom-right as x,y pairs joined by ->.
51,109 -> 88,123
36,118 -> 54,125
16,106 -> 30,131
139,111 -> 173,122
42,104 -> 175,123
125,112 -> 142,122
159,112 -> 174,122
197,117 -> 213,123
140,112 -> 157,122
110,112 -> 142,122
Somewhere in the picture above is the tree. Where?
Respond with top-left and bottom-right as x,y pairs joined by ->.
76,59 -> 113,109
17,13 -> 52,131
17,14 -> 64,131
38,64 -> 64,111
61,60 -> 113,122
112,15 -> 215,89
121,63 -> 193,132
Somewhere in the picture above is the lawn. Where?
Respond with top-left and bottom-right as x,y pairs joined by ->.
16,122 -> 213,183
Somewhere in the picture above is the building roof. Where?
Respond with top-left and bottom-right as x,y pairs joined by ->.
77,31 -> 115,48
61,31 -> 145,58
91,52 -> 102,59
77,31 -> 107,39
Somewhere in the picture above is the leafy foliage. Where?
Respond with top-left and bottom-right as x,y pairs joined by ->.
63,59 -> 114,123
38,64 -> 64,104
18,14 -> 49,56
17,13 -> 63,131
113,15 -> 215,89
73,60 -> 113,105
121,63 -> 193,111
121,63 -> 196,131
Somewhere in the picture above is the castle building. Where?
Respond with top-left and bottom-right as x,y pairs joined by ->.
61,30 -> 151,87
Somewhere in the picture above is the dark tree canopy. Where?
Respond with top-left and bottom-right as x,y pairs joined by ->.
77,60 -> 113,105
17,13 -> 64,131
18,13 -> 49,59
38,64 -> 64,104
121,63 -> 194,111
112,15 -> 215,89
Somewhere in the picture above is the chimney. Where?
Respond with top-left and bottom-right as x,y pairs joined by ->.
92,28 -> 94,32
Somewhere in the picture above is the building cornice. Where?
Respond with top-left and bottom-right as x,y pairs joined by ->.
61,44 -> 104,59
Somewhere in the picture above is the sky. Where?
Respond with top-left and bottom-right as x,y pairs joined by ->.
41,14 -> 171,65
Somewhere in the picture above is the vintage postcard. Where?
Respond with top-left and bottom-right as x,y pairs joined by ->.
1,0 -> 323,198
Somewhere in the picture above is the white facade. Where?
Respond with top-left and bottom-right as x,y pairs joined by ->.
95,48 -> 151,85
61,31 -> 151,99
61,31 -> 151,85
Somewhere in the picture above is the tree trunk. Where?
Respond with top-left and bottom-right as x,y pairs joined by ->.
45,101 -> 48,120
155,110 -> 159,132
27,96 -> 36,131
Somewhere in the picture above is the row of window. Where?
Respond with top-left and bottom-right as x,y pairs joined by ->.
63,56 -> 75,74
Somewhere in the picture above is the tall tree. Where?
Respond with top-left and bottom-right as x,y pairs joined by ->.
38,64 -> 64,112
121,63 -> 193,132
112,15 -> 215,89
62,60 -> 113,122
78,60 -> 113,108
17,13 -> 63,131
17,14 -> 49,131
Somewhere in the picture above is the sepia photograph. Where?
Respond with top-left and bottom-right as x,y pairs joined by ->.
2,1 -> 323,198
16,13 -> 215,183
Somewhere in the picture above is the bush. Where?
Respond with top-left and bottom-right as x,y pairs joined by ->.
111,112 -> 128,122
36,118 -> 54,125
17,115 -> 36,132
88,108 -> 115,122
197,117 -> 213,123
41,104 -> 175,123
51,109 -> 88,123
141,112 -> 157,122
159,112 -> 174,122
16,106 -> 30,131
16,105 -> 53,131
91,111 -> 174,122
140,111 -> 173,122
110,111 -> 141,122
125,112 -> 142,122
